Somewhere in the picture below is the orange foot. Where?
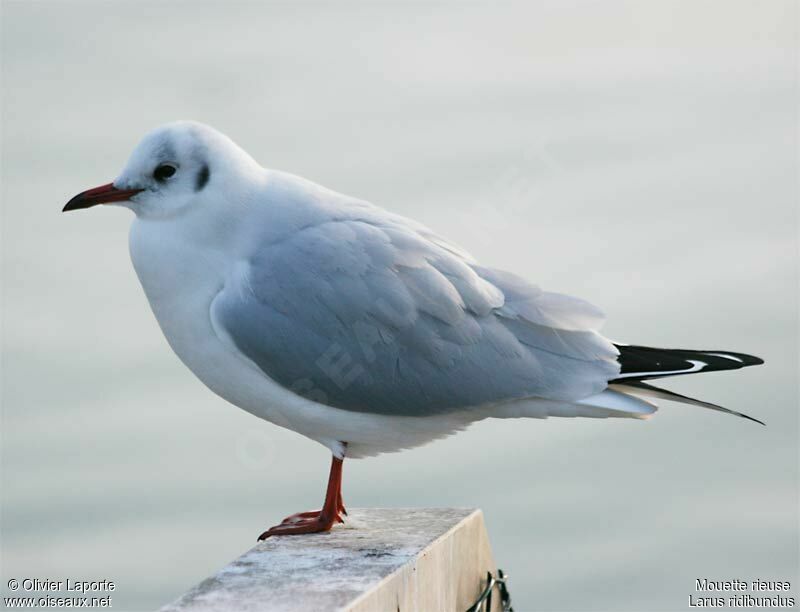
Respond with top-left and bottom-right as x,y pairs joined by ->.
257,508 -> 343,539
258,493 -> 348,539
257,455 -> 347,540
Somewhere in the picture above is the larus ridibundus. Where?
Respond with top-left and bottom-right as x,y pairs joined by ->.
63,121 -> 763,538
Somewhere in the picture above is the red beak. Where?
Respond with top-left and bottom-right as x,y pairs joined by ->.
63,183 -> 143,212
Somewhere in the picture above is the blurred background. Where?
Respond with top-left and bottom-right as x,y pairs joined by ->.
1,1 -> 797,610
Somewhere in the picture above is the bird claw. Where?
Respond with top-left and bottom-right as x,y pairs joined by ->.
257,510 -> 344,540
275,496 -> 348,527
279,511 -> 320,524
257,456 -> 348,540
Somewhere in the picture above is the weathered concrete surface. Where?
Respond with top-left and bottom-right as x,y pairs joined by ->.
161,508 -> 498,612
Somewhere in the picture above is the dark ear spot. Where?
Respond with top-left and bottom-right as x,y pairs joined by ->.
195,164 -> 210,191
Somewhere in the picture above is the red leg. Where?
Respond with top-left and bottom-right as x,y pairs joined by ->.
258,455 -> 345,540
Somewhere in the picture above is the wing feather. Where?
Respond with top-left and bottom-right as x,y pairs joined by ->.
213,215 -> 618,416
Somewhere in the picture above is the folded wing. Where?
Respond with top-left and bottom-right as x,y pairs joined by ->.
212,217 -> 619,416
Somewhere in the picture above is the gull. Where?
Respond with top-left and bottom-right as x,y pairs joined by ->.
63,121 -> 764,539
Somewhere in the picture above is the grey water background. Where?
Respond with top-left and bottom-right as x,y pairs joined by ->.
1,2 -> 797,610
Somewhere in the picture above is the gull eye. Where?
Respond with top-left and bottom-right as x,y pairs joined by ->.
153,164 -> 177,182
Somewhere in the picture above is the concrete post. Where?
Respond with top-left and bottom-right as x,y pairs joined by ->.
161,508 -> 501,612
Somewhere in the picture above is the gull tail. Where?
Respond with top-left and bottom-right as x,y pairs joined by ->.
608,344 -> 765,425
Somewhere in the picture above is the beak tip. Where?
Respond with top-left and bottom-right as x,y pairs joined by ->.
62,197 -> 90,212
62,182 -> 142,212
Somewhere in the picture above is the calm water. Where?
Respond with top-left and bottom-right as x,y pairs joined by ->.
2,2 -> 797,610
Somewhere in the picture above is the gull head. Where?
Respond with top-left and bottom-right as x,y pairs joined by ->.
63,121 -> 261,219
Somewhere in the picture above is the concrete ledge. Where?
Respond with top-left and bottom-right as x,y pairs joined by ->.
161,508 -> 498,612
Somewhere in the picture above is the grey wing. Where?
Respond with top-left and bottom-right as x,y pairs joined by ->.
212,219 -> 620,416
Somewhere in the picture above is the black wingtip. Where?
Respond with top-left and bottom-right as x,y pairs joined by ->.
613,345 -> 765,382
741,353 -> 765,367
726,408 -> 767,427
717,350 -> 765,367
613,380 -> 765,426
